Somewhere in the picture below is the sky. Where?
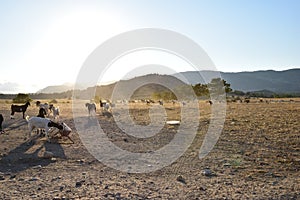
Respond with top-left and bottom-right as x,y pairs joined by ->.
0,0 -> 299,93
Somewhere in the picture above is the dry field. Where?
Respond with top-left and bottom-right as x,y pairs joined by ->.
0,99 -> 299,199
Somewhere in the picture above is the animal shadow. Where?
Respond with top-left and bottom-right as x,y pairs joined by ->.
0,138 -> 66,173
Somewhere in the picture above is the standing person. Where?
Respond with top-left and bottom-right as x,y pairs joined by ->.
0,114 -> 4,134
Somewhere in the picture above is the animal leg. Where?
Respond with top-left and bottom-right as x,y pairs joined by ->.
10,111 -> 14,119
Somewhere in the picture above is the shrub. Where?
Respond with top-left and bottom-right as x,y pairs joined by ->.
50,99 -> 58,104
12,93 -> 32,103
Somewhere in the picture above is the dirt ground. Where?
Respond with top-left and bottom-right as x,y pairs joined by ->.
0,99 -> 299,199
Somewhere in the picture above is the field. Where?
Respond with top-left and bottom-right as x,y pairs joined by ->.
0,99 -> 299,199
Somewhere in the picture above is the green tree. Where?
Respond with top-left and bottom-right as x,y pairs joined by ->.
208,78 -> 232,94
192,83 -> 209,97
12,93 -> 32,103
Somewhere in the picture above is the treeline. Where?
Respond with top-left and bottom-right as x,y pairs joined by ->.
152,78 -> 232,100
0,90 -> 73,101
230,90 -> 300,98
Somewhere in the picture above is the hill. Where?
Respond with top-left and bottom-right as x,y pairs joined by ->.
37,83 -> 90,94
174,68 -> 300,93
74,74 -> 187,100
34,68 -> 300,100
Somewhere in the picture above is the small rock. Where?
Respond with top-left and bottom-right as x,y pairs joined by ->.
43,151 -> 54,159
176,175 -> 186,184
76,159 -> 84,164
10,174 -> 16,179
75,181 -> 82,188
115,192 -> 121,199
201,169 -> 215,177
29,177 -> 39,181
75,180 -> 85,188
32,165 -> 42,169
199,186 -> 206,191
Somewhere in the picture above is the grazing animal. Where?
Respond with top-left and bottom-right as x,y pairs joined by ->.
85,103 -> 97,116
100,100 -> 113,112
49,104 -> 60,120
0,114 -> 4,133
158,100 -> 164,106
53,122 -> 73,143
26,116 -> 65,142
11,101 -> 31,119
37,107 -> 47,118
36,101 -> 50,116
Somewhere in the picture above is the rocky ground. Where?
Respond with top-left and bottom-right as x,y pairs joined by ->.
0,99 -> 299,199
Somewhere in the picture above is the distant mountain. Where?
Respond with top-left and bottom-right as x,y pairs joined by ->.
75,74 -> 187,100
174,69 -> 300,93
36,69 -> 300,98
37,83 -> 89,94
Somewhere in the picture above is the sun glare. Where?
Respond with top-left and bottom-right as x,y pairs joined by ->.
19,9 -> 127,90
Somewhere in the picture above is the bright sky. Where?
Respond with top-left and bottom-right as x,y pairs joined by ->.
0,0 -> 299,93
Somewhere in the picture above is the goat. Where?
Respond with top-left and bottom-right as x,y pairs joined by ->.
52,122 -> 73,143
11,101 -> 30,119
0,114 -> 4,134
37,107 -> 47,118
26,116 -> 66,143
49,104 -> 60,120
100,100 -> 112,112
244,98 -> 250,103
85,103 -> 96,116
35,108 -> 47,136
158,100 -> 164,106
36,101 -> 50,116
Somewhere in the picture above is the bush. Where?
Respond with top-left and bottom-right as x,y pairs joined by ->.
50,99 -> 58,104
12,93 -> 32,103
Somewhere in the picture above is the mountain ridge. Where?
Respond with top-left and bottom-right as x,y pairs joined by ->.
37,68 -> 300,95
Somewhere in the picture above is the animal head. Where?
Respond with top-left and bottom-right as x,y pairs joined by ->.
26,101 -> 31,106
36,101 -> 41,106
59,122 -> 72,136
48,121 -> 64,130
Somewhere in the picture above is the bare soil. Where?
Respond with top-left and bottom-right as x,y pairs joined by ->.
0,99 -> 299,199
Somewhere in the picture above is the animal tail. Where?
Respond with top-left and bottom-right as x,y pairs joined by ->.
25,115 -> 30,122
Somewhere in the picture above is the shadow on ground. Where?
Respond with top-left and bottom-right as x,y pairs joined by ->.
0,137 -> 66,173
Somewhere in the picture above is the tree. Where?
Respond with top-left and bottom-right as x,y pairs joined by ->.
192,83 -> 209,97
12,93 -> 32,103
208,78 -> 232,95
